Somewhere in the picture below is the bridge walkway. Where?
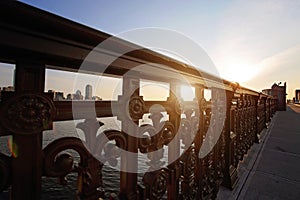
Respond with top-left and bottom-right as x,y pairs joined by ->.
218,104 -> 300,200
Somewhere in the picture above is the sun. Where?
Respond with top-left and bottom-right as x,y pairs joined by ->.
223,62 -> 260,83
180,85 -> 195,101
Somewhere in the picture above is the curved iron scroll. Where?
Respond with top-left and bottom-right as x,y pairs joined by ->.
93,129 -> 127,166
142,168 -> 169,200
42,137 -> 102,199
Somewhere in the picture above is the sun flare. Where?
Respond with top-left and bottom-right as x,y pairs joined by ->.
180,85 -> 195,101
222,62 -> 260,84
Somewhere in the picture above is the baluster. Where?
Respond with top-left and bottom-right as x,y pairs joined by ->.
236,96 -> 243,161
180,101 -> 198,199
141,107 -> 169,200
263,97 -> 267,128
70,93 -> 128,199
222,85 -> 238,189
250,96 -> 255,145
212,88 -> 226,197
194,85 -> 205,199
254,95 -> 259,143
245,95 -> 251,150
180,147 -> 197,200
76,118 -> 104,199
251,96 -> 256,144
132,92 -> 177,199
260,97 -> 265,132
166,83 -> 181,200
241,94 -> 247,158
232,104 -> 239,168
201,87 -> 219,199
199,98 -> 213,199
147,110 -> 165,171
118,75 -> 143,199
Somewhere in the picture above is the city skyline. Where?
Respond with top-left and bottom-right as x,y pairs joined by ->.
0,63 -> 298,101
47,84 -> 103,101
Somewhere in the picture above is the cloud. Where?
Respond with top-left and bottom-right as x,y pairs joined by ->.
243,44 -> 300,98
255,44 -> 300,72
213,0 -> 300,66
210,0 -> 300,93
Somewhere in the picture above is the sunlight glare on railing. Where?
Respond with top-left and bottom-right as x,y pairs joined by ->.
140,80 -> 169,101
180,85 -> 195,101
204,88 -> 212,101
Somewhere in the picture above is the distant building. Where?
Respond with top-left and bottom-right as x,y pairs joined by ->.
54,92 -> 65,101
262,89 -> 271,95
66,93 -> 74,100
2,86 -> 14,92
295,89 -> 300,103
92,96 -> 102,101
85,84 -> 92,100
0,86 -> 15,101
262,82 -> 287,111
73,90 -> 83,100
47,90 -> 65,101
47,90 -> 54,100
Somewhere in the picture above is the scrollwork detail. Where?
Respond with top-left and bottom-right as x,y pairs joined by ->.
129,95 -> 145,121
142,169 -> 169,199
116,94 -> 145,122
42,137 -> 103,199
43,137 -> 94,180
138,121 -> 175,153
200,98 -> 207,112
0,94 -> 55,135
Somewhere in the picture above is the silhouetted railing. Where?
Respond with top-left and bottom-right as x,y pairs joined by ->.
0,1 -> 278,200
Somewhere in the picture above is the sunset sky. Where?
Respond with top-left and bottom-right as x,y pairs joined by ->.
1,0 -> 300,100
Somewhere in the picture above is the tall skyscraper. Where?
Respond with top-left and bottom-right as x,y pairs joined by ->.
85,84 -> 92,100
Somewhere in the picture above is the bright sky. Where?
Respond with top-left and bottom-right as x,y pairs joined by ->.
1,0 -> 300,100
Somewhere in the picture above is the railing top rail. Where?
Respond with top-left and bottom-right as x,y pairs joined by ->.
0,1 -> 273,97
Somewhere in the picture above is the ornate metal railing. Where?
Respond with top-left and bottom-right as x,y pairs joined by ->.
0,1 -> 277,200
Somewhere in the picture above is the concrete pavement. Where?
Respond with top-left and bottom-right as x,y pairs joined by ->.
217,104 -> 300,200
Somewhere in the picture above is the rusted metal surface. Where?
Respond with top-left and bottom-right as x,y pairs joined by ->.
0,1 -> 279,200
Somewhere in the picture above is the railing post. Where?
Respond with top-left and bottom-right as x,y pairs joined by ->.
254,95 -> 260,143
222,87 -> 238,189
265,98 -> 269,124
270,99 -> 272,116
13,63 -> 44,200
263,97 -> 267,128
0,63 -> 54,200
167,83 -> 181,200
195,85 -> 204,198
118,75 -> 140,200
